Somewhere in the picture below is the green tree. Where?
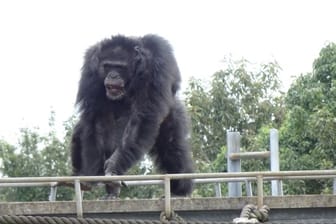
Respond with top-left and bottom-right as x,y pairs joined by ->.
185,58 -> 284,168
184,58 -> 284,196
0,112 -> 74,201
280,42 -> 336,194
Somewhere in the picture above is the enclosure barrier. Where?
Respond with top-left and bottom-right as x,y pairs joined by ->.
227,129 -> 283,197
1,170 -> 336,219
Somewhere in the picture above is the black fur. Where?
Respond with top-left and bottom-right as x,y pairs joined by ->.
71,34 -> 193,197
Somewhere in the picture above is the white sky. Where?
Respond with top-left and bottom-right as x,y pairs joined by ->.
0,0 -> 336,143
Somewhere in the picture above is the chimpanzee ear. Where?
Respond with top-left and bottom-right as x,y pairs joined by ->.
84,43 -> 102,73
77,43 -> 102,107
89,55 -> 99,73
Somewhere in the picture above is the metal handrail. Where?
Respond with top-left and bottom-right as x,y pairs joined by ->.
1,170 -> 336,218
1,170 -> 336,183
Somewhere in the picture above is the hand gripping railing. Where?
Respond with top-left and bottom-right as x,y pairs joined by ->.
1,170 -> 336,219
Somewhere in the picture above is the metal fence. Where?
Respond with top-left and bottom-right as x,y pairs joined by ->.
227,129 -> 283,197
1,170 -> 336,218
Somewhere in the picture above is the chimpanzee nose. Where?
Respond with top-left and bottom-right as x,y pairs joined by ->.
107,71 -> 119,78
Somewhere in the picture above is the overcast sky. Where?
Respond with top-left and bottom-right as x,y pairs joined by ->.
0,0 -> 336,143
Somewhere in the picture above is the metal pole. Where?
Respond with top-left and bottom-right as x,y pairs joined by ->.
48,186 -> 57,201
214,183 -> 222,197
0,170 -> 336,183
164,176 -> 171,219
333,178 -> 336,195
227,131 -> 242,197
257,175 -> 263,208
245,180 -> 253,196
230,151 -> 270,160
74,179 -> 83,218
270,128 -> 283,196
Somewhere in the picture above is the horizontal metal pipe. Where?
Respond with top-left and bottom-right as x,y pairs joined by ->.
264,175 -> 336,180
0,170 -> 335,183
0,182 -> 58,187
193,177 -> 257,183
0,178 -> 257,188
230,151 -> 270,160
123,178 -> 257,186
0,174 -> 335,189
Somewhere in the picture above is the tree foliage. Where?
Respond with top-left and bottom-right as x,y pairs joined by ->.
185,58 -> 284,168
0,112 -> 74,201
184,57 -> 284,196
280,42 -> 336,194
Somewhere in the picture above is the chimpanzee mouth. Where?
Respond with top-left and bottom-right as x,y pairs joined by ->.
105,85 -> 125,100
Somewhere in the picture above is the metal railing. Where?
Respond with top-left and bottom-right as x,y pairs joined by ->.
1,170 -> 336,218
227,129 -> 282,197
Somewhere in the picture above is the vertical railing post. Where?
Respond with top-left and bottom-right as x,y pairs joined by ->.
270,129 -> 283,196
164,176 -> 172,219
214,183 -> 222,197
257,175 -> 264,208
74,179 -> 83,218
333,178 -> 336,195
227,131 -> 242,197
48,185 -> 57,201
245,180 -> 253,196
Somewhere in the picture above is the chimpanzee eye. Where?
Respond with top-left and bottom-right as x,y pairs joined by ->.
103,64 -> 113,73
104,62 -> 126,70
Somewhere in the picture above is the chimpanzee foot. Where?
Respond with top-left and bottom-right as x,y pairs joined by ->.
80,182 -> 95,191
99,172 -> 122,200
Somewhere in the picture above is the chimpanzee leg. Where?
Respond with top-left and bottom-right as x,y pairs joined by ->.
150,106 -> 194,196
